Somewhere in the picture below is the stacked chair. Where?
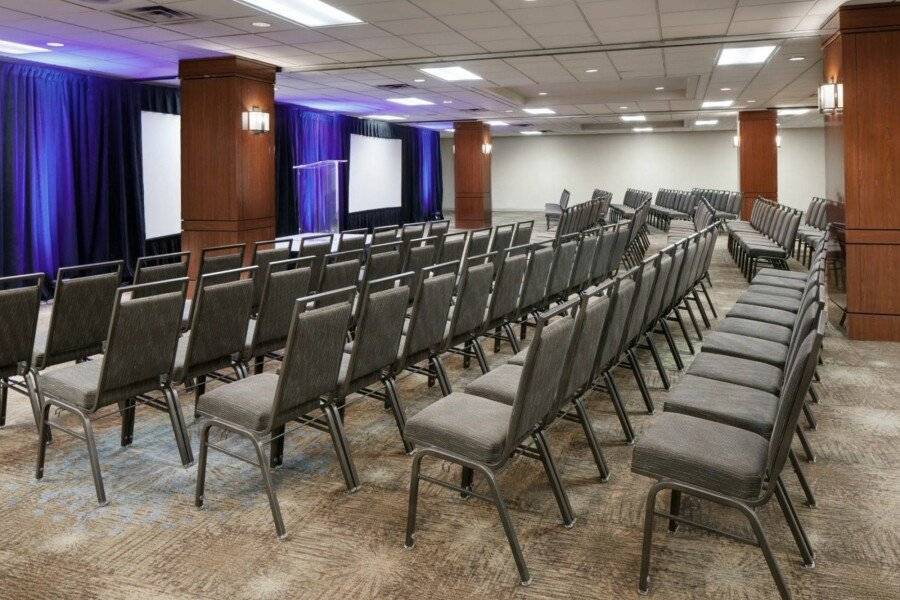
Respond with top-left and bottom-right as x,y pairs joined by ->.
794,197 -> 835,266
648,189 -> 695,230
726,198 -> 802,280
620,200 -> 652,267
667,196 -> 718,242
553,190 -> 612,237
608,188 -> 652,222
544,189 -> 571,229
691,188 -> 742,221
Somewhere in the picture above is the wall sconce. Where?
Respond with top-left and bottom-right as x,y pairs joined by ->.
241,106 -> 270,133
732,135 -> 740,147
481,142 -> 492,155
818,82 -> 844,114
775,134 -> 782,148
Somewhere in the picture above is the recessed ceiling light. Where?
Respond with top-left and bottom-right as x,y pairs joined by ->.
632,127 -> 653,132
620,115 -> 646,122
414,78 -> 425,83
585,68 -> 598,73
523,108 -> 555,115
252,21 -> 271,28
702,100 -> 734,108
387,97 -> 434,106
420,66 -> 482,81
777,108 -> 810,116
442,100 -> 452,104
505,110 -> 513,113
747,99 -> 757,103
654,86 -> 665,91
719,110 -> 738,116
538,91 -> 548,96
695,119 -> 719,126
619,105 -> 629,109
0,39 -> 51,54
720,87 -> 732,91
444,128 -> 455,133
521,131 -> 543,135
365,114 -> 405,121
46,42 -> 64,47
789,56 -> 806,62
237,0 -> 361,27
718,45 -> 776,66
487,120 -> 509,127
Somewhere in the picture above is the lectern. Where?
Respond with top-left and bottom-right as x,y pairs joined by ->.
293,159 -> 347,233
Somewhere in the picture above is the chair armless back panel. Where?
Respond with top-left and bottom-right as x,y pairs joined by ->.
513,221 -> 534,246
439,232 -> 467,264
404,243 -> 438,296
569,234 -> 599,290
646,253 -> 673,324
96,287 -> 185,411
251,247 -> 292,310
184,277 -> 254,381
251,266 -> 312,357
591,228 -> 616,281
365,248 -> 403,292
594,277 -> 636,373
518,246 -> 554,312
609,224 -> 631,271
338,228 -> 368,252
467,228 -> 492,257
133,255 -> 189,299
624,261 -> 659,349
272,301 -> 352,428
449,261 -> 494,341
347,282 -> 411,384
487,252 -> 527,325
200,251 -> 245,279
562,291 -> 612,401
372,226 -> 399,246
319,254 -> 362,301
402,223 -> 426,243
405,272 -> 457,357
547,239 -> 579,297
0,275 -> 43,376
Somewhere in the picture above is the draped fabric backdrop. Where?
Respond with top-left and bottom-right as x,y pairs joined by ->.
275,103 -> 442,235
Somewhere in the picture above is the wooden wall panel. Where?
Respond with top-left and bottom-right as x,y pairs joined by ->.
737,110 -> 778,219
453,121 -> 492,229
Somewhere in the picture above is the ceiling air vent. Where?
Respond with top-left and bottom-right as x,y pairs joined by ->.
376,83 -> 413,90
114,5 -> 198,24
462,108 -> 486,113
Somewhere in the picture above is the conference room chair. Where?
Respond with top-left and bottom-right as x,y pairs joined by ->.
544,188 -> 570,230
615,255 -> 660,414
335,273 -> 413,455
183,243 -> 246,327
0,273 -> 44,432
249,239 -> 293,314
467,226 -> 493,257
243,257 -> 313,376
437,231 -> 468,265
35,278 -> 189,505
297,234 -> 334,291
515,242 -> 555,340
362,241 -> 404,293
32,260 -> 123,376
318,250 -> 364,300
195,293 -> 355,538
632,316 -> 824,600
396,262 -> 459,396
512,220 -> 534,246
404,301 -> 578,585
437,254 -> 495,375
132,251 -> 190,297
635,248 -> 676,389
481,245 -> 528,354
372,224 -> 399,246
565,228 -> 600,296
489,223 -> 516,270
402,236 -> 439,298
401,221 -> 426,244
337,227 -> 368,252
648,243 -> 689,370
175,267 -> 256,418
545,234 -> 579,304
425,219 -> 450,240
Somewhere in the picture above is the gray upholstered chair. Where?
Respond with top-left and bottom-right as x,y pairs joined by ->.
512,220 -> 534,246
133,251 -> 190,298
482,245 -> 527,353
566,228 -> 600,295
467,226 -> 492,257
363,241 -> 404,293
402,236 -> 439,298
545,234 -> 579,304
401,221 -> 426,244
298,234 -> 333,292
174,267 -> 256,418
183,243 -> 246,327
489,224 -> 516,271
515,243 -> 554,340
249,239 -> 293,314
195,293 -> 355,538
337,227 -> 368,252
318,250 -> 363,302
36,278 -> 190,505
545,188 -> 570,230
439,253 -> 495,374
613,255 -> 659,414
371,224 -> 399,246
438,231 -> 468,265
632,318 -> 824,600
425,219 -> 450,240
404,301 -> 578,585
0,273 -> 44,432
336,273 -> 413,454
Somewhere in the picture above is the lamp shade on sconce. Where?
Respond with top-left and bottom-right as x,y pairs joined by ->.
242,107 -> 270,133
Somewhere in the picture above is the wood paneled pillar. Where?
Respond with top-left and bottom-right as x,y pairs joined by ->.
823,2 -> 900,341
453,121 -> 492,229
178,56 -> 277,283
737,109 -> 778,219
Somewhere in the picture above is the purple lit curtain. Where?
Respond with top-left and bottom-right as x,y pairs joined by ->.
275,103 -> 442,234
0,61 -> 145,283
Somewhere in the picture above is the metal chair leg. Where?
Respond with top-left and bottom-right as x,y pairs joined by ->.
660,321 -> 684,371
789,449 -> 817,508
668,489 -> 681,532
775,478 -> 815,567
573,398 -> 610,481
627,349 -> 655,414
119,397 -> 136,447
79,411 -> 108,506
251,436 -> 287,540
691,289 -> 711,328
503,322 -> 521,354
740,502 -> 792,600
672,310 -> 695,354
163,385 -> 194,467
26,369 -> 49,439
644,334 -> 671,390
404,450 -> 425,548
699,281 -> 718,318
323,402 -> 360,492
603,372 -> 635,443
533,430 -> 576,528
35,401 -> 52,481
682,301 -> 704,340
796,426 -> 816,463
802,402 -> 817,430
270,425 -> 285,468
472,340 -> 490,374
0,378 -> 6,427
481,465 -> 532,585
460,466 -> 474,498
430,355 -> 452,396
195,421 -> 212,507
638,482 -> 664,594
384,377 -> 413,454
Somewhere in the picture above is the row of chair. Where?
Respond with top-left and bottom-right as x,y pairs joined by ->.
726,198 -> 802,280
794,197 -> 837,267
666,196 -> 717,242
632,240 -> 828,600
552,190 -> 612,238
608,187 -> 653,222
648,189 -> 695,230
403,222 -> 722,584
691,187 -> 742,221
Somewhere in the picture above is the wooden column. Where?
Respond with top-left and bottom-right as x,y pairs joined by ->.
824,2 -> 900,341
453,121 -> 492,229
737,109 -> 778,219
178,56 -> 277,283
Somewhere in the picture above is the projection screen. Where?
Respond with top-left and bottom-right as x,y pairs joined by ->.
348,134 -> 402,213
140,111 -> 182,239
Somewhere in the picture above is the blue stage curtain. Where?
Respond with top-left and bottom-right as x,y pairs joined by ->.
0,61 -> 146,283
275,103 -> 442,234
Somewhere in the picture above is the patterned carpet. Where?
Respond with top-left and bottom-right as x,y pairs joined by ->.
1,215 -> 898,600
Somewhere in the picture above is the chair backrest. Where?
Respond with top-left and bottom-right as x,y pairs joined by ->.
344,274 -> 412,388
271,295 -> 353,429
518,244 -> 554,313
401,222 -> 426,243
95,279 -> 187,411
468,227 -> 492,257
180,267 -> 255,382
623,257 -> 660,349
590,226 -> 617,282
133,252 -> 190,299
439,231 -> 468,264
401,265 -> 458,361
594,274 -> 636,373
364,241 -> 404,292
486,247 -> 527,325
0,273 -> 43,376
404,237 -> 439,296
426,219 -> 450,240
645,250 -> 674,324
559,189 -> 571,210
338,228 -> 368,252
298,234 -> 333,289
609,222 -> 631,270
568,231 -> 600,291
558,281 -> 615,405
250,239 -> 293,312
39,260 -> 123,369
318,250 -> 363,301
504,301 -> 578,454
513,220 -> 534,246
447,255 -> 495,341
372,225 -> 399,246
547,236 -> 579,297
247,257 -> 313,359
199,243 -> 246,279
662,244 -> 687,311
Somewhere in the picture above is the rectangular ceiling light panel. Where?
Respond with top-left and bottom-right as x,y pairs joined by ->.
387,97 -> 433,106
0,39 -> 51,54
420,66 -> 482,81
237,0 -> 361,27
718,46 -> 776,65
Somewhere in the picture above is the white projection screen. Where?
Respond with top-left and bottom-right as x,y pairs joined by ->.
140,111 -> 182,238
348,134 -> 402,213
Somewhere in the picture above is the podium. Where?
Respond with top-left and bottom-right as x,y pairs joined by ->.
293,159 -> 347,233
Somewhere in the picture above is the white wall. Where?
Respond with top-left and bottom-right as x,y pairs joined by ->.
441,128 -> 825,213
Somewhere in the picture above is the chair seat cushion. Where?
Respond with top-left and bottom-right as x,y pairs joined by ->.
39,361 -> 159,411
31,328 -> 101,368
196,373 -> 278,432
715,318 -> 792,344
686,352 -> 783,394
508,348 -> 528,366
663,375 -> 779,436
405,392 -> 511,464
464,364 -> 522,405
726,303 -> 797,328
745,245 -> 787,258
755,268 -> 808,281
745,284 -> 803,299
736,293 -> 802,313
750,275 -> 807,290
700,331 -> 789,367
631,412 -> 767,500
